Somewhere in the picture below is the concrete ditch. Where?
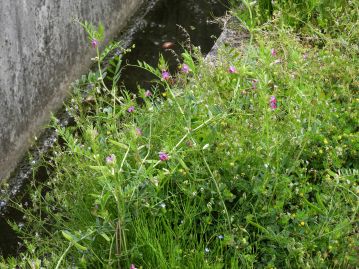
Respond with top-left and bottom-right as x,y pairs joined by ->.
0,0 -> 228,258
0,0 -> 144,181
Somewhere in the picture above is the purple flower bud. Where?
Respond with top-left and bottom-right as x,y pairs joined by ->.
135,128 -> 142,136
91,39 -> 98,48
144,90 -> 152,97
270,96 -> 277,109
252,79 -> 258,90
161,70 -> 170,80
127,106 -> 135,113
159,152 -> 169,161
271,48 -> 277,57
228,65 -> 236,73
105,154 -> 116,165
181,64 -> 190,74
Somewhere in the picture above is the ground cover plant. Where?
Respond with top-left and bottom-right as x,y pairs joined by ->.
1,0 -> 358,268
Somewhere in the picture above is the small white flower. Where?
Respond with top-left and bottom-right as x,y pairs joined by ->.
202,144 -> 210,150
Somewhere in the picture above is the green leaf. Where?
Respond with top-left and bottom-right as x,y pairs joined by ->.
109,140 -> 129,150
73,242 -> 87,251
97,22 -> 105,41
178,158 -> 189,171
89,166 -> 109,172
62,230 -> 76,243
61,230 -> 87,251
100,233 -> 111,242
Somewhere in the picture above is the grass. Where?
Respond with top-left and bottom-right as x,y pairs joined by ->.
1,0 -> 358,268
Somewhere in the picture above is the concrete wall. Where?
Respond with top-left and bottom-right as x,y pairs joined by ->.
0,0 -> 143,180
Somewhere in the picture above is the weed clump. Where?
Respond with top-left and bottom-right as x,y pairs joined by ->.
2,1 -> 358,268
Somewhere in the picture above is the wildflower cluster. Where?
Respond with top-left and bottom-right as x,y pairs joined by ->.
4,4 -> 358,268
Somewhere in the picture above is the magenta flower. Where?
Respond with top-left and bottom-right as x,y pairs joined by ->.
181,64 -> 190,73
228,65 -> 236,73
127,106 -> 135,113
135,127 -> 142,136
144,90 -> 152,97
161,70 -> 170,80
159,152 -> 169,161
91,39 -> 98,48
271,48 -> 277,57
270,96 -> 277,109
105,154 -> 116,165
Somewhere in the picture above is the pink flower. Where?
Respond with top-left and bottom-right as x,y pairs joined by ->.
181,64 -> 190,73
271,48 -> 277,57
130,264 -> 137,269
127,106 -> 135,113
270,96 -> 277,109
135,128 -> 142,136
144,90 -> 152,97
228,66 -> 236,73
161,70 -> 170,80
159,152 -> 169,161
91,39 -> 98,48
105,154 -> 116,164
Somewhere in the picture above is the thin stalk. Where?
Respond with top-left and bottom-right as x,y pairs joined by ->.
55,242 -> 73,269
203,155 -> 231,231
95,47 -> 123,105
152,114 -> 221,169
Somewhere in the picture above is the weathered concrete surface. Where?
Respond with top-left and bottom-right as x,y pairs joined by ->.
206,16 -> 249,63
0,0 -> 143,181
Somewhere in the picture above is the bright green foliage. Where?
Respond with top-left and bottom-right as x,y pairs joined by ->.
2,3 -> 358,269
233,0 -> 358,41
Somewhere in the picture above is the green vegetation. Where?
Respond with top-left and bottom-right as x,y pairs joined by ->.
2,1 -> 358,268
